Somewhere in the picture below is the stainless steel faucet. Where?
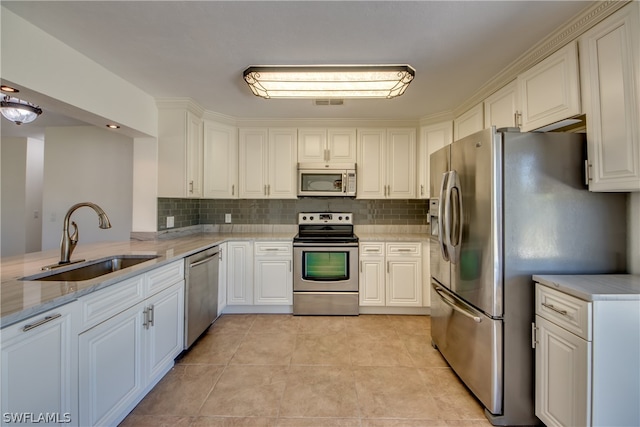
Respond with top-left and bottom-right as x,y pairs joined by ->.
59,202 -> 112,265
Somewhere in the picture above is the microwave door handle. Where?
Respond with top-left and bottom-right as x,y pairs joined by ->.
343,173 -> 347,193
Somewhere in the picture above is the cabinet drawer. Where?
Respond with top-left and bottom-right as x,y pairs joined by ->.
360,243 -> 384,255
146,260 -> 184,295
254,242 -> 292,256
535,284 -> 592,340
78,275 -> 145,332
386,242 -> 421,256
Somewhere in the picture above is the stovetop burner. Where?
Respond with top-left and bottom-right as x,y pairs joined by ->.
294,212 -> 358,243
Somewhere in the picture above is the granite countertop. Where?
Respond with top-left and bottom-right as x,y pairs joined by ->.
0,232 -> 294,327
533,274 -> 640,301
1,229 -> 429,327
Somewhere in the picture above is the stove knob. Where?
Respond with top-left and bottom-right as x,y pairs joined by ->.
310,216 -> 314,220
338,216 -> 343,220
345,216 -> 350,221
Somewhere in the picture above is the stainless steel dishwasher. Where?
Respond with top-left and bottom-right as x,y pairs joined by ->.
184,246 -> 219,349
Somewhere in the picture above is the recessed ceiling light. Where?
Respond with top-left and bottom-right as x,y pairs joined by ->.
0,85 -> 19,93
106,124 -> 120,129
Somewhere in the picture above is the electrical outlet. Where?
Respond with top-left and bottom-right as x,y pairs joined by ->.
166,216 -> 174,228
225,213 -> 232,223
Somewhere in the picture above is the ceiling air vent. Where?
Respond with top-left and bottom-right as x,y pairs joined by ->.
314,99 -> 344,106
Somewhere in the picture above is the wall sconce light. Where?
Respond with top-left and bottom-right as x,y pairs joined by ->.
1,96 -> 43,125
243,64 -> 415,99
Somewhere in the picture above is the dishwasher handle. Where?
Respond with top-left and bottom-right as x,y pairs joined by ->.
189,251 -> 220,268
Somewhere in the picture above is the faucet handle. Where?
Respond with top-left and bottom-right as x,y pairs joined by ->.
69,221 -> 79,246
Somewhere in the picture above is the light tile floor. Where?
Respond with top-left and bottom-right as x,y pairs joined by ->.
120,314 -> 493,427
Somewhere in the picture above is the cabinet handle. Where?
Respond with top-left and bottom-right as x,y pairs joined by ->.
387,261 -> 390,274
541,302 -> 568,316
365,248 -> 379,252
421,185 -> 424,196
395,248 -> 412,252
232,184 -> 235,196
531,322 -> 538,349
360,260 -> 362,272
148,305 -> 155,327
514,111 -> 522,128
143,308 -> 149,329
189,180 -> 194,194
22,313 -> 62,332
264,185 -> 267,196
584,160 -> 592,186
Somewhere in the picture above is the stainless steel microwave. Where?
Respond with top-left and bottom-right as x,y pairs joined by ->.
297,163 -> 356,197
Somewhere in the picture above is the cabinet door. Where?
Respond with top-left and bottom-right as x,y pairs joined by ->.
218,243 -> 228,315
145,281 -> 184,385
186,110 -> 203,198
268,128 -> 298,198
239,128 -> 268,198
254,258 -> 293,304
226,241 -> 254,305
386,258 -> 422,306
386,128 -> 416,199
357,129 -> 386,199
580,2 -> 640,191
327,128 -> 357,163
359,256 -> 385,306
484,80 -> 519,129
454,103 -> 484,140
535,315 -> 590,427
418,121 -> 452,199
79,304 -> 145,427
1,303 -> 78,426
203,121 -> 238,198
298,128 -> 327,162
518,42 -> 581,132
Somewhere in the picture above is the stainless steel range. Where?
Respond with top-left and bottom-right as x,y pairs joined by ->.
293,212 -> 359,316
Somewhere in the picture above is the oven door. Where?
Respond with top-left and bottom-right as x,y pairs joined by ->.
293,243 -> 359,292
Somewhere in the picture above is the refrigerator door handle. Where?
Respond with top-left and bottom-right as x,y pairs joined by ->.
438,171 -> 450,261
433,284 -> 482,323
443,170 -> 462,264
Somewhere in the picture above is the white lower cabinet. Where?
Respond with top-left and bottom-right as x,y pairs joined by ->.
359,242 -> 422,307
254,242 -> 292,305
534,282 -> 640,427
78,261 -> 184,427
1,302 -> 79,426
226,241 -> 254,305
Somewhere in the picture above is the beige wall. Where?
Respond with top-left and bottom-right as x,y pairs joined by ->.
41,127 -> 133,251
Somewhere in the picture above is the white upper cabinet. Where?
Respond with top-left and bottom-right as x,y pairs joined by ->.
203,120 -> 238,199
454,103 -> 484,140
484,80 -> 520,129
518,42 -> 581,132
158,107 -> 203,198
357,128 -> 416,199
297,128 -> 357,164
580,1 -> 640,192
239,128 -> 297,199
418,121 -> 453,199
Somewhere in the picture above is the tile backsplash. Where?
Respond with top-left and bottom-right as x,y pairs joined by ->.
158,198 -> 429,230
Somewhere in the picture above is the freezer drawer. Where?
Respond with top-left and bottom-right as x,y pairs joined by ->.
431,280 -> 503,415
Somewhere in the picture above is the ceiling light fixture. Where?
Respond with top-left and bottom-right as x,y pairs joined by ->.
0,85 -> 19,93
106,124 -> 120,129
243,64 -> 415,99
0,96 -> 43,125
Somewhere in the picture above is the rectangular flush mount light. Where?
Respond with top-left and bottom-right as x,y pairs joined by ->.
243,65 -> 415,99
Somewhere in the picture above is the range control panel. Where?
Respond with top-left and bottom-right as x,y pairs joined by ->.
298,212 -> 353,225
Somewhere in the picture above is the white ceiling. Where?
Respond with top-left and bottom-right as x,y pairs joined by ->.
1,0 -> 592,137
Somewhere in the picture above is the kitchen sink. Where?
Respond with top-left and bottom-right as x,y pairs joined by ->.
22,254 -> 159,282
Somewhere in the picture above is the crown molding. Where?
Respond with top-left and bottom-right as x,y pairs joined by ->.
452,0 -> 631,118
419,110 -> 455,127
155,97 -> 205,117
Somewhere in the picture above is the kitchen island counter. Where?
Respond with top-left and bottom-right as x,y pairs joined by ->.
1,232 -> 294,327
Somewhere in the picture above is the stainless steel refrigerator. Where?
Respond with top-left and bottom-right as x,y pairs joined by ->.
429,127 -> 627,426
